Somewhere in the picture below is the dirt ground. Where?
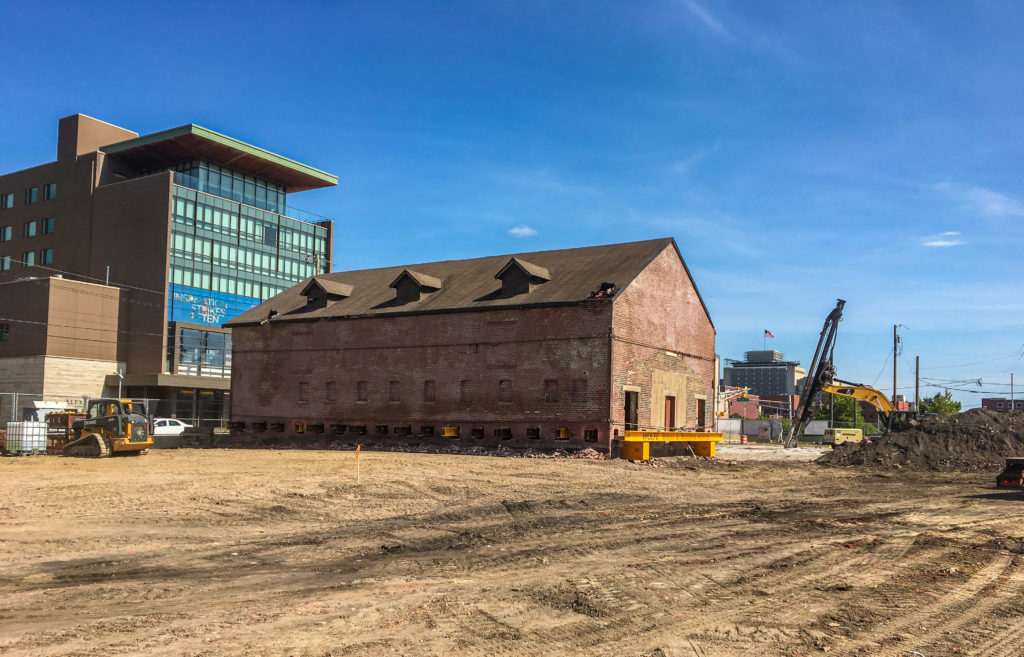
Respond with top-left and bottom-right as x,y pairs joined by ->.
2,447 -> 1023,657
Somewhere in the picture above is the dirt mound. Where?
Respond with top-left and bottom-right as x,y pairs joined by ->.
818,409 -> 1024,471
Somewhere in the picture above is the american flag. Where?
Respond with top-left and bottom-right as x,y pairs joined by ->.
764,329 -> 774,338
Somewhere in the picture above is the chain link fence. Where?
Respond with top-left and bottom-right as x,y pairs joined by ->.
1,392 -> 229,430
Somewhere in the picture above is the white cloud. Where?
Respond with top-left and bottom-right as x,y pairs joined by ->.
922,230 -> 963,247
509,225 -> 538,238
934,183 -> 1024,218
669,142 -> 721,177
681,0 -> 730,38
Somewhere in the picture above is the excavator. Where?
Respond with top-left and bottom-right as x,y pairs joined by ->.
784,300 -> 917,448
62,398 -> 153,457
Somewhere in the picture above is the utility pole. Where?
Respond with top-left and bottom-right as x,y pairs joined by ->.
893,324 -> 899,404
1012,373 -> 1015,408
915,356 -> 920,411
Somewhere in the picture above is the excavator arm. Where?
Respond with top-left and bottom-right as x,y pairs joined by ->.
785,300 -> 917,447
821,381 -> 896,414
785,299 -> 845,448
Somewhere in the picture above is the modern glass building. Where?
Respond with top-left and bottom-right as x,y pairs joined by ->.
0,114 -> 336,426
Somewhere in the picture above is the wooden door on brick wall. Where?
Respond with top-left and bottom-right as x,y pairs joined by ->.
664,396 -> 676,430
696,398 -> 706,430
625,391 -> 639,430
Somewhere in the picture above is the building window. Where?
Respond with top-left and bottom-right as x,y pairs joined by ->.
39,248 -> 53,265
326,381 -> 337,402
0,255 -> 10,271
298,381 -> 309,402
997,402 -> 1004,409
424,379 -> 436,402
25,187 -> 38,204
498,379 -> 512,403
389,380 -> 401,402
0,193 -> 12,209
42,217 -> 55,234
0,226 -> 10,241
264,225 -> 278,247
460,379 -> 471,403
21,251 -> 35,267
42,183 -> 56,200
544,379 -> 559,402
0,322 -> 8,342
23,220 -> 37,238
572,378 -> 588,402
356,380 -> 367,402
173,327 -> 232,378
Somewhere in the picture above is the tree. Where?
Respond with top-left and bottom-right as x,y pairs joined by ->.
919,391 -> 962,415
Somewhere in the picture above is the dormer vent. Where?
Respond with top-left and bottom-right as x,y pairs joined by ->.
300,276 -> 353,310
389,269 -> 442,304
495,257 -> 550,297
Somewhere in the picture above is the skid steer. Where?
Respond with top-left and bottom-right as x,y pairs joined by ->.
996,458 -> 1024,491
62,398 -> 153,457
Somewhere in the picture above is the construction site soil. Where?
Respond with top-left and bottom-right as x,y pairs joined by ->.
2,447 -> 1023,657
819,409 -> 1024,471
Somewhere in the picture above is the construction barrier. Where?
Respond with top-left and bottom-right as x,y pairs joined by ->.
622,431 -> 724,461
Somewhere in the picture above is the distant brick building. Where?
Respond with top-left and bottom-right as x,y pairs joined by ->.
981,398 -> 1024,412
225,238 -> 716,451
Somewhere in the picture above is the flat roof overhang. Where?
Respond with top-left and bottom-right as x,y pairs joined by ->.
100,124 -> 337,193
114,373 -> 232,391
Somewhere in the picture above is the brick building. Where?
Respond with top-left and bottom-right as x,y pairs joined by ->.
226,238 -> 716,452
981,398 -> 1024,412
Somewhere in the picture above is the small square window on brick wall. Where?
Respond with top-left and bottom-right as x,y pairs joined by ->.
544,379 -> 559,402
356,380 -> 368,402
326,380 -> 337,402
298,381 -> 309,402
424,379 -> 436,402
389,381 -> 401,402
498,379 -> 512,403
572,378 -> 588,402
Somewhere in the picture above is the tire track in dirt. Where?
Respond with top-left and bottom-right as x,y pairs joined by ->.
974,612 -> 1024,657
834,552 -> 1014,655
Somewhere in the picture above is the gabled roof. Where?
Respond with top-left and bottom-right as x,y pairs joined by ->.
496,257 -> 550,282
99,124 -> 337,193
389,269 -> 442,291
227,238 -> 704,326
300,276 -> 352,298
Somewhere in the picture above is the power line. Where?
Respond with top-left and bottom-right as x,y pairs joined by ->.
870,348 -> 893,387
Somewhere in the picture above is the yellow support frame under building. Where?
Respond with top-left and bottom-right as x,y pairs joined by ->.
622,431 -> 724,460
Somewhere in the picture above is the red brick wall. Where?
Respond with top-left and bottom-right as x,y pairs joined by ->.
610,245 -> 716,434
231,302 -> 614,448
230,241 -> 717,452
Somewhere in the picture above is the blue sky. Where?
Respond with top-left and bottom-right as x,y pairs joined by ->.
2,1 -> 1022,407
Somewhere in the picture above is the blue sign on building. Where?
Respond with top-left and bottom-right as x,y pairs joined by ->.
168,284 -> 261,326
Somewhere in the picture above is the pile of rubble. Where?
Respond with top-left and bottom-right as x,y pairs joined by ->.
818,409 -> 1024,471
236,440 -> 609,460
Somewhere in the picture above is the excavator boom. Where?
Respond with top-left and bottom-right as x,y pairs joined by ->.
785,299 -> 845,448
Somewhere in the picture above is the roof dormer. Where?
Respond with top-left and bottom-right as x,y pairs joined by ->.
389,269 -> 442,304
300,276 -> 352,310
495,257 -> 550,297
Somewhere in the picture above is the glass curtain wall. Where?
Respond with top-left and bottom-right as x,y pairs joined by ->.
167,164 -> 329,379
170,185 -> 328,301
173,160 -> 287,213
175,328 -> 232,377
